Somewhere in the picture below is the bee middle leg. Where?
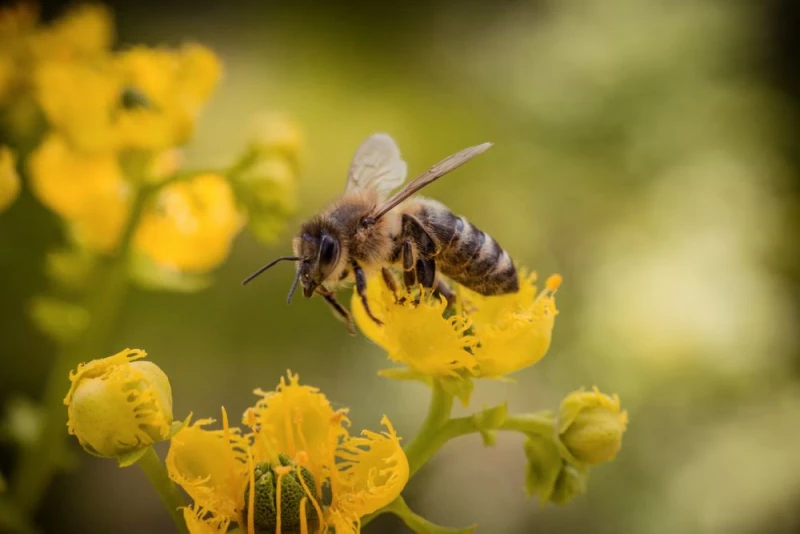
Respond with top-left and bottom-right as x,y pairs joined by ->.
401,214 -> 439,290
434,278 -> 456,308
317,287 -> 356,335
351,260 -> 383,326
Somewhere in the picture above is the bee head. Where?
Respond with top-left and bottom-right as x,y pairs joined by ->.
292,226 -> 341,300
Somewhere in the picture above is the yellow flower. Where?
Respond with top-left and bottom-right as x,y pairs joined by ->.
64,348 -> 173,461
556,387 -> 628,466
352,271 -> 561,393
167,372 -> 408,534
28,3 -> 112,62
35,43 -> 221,152
0,146 -> 20,212
134,173 -> 243,272
250,112 -> 303,159
27,134 -> 129,252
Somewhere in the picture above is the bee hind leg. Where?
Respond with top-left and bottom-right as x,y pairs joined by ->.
318,288 -> 356,335
351,260 -> 383,326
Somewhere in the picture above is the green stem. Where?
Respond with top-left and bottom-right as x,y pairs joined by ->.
376,496 -> 474,534
403,382 -> 454,477
137,447 -> 188,534
11,186 -> 154,513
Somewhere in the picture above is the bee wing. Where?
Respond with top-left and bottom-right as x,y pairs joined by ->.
346,133 -> 408,199
369,142 -> 492,222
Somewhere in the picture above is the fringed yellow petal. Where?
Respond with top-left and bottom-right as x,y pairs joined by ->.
353,278 -> 479,379
464,272 -> 560,378
330,416 -> 409,523
182,505 -> 231,534
134,173 -> 243,272
166,415 -> 249,521
247,372 -> 349,490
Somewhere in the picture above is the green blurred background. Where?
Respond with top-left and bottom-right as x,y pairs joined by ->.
2,0 -> 799,532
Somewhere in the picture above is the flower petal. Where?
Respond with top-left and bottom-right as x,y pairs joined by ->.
182,505 -> 231,534
247,372 -> 349,490
329,416 -> 409,528
166,413 -> 249,521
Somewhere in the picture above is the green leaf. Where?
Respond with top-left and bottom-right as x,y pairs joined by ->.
439,376 -> 474,407
117,447 -> 149,468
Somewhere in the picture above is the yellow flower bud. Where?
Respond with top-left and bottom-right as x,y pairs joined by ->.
556,387 -> 628,466
0,146 -> 20,212
249,112 -> 303,158
64,349 -> 173,461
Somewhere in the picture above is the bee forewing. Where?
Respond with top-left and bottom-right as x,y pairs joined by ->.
370,141 -> 492,222
345,133 -> 408,199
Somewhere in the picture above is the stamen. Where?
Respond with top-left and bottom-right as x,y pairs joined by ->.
274,467 -> 292,534
299,496 -> 309,534
294,459 -> 325,534
247,446 -> 255,534
545,274 -> 562,292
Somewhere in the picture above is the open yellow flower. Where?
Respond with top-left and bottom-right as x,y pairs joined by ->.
352,271 -> 561,394
27,134 -> 130,252
64,348 -> 173,462
167,372 -> 408,534
0,146 -> 19,212
35,43 -> 221,152
28,3 -> 112,62
134,173 -> 243,272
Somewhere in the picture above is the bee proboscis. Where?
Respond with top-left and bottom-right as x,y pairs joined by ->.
243,133 -> 519,333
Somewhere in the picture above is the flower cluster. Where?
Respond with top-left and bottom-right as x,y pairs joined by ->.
64,351 -> 408,534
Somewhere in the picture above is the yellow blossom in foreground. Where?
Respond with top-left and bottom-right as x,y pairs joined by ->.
28,134 -> 129,252
35,43 -> 221,152
556,387 -> 628,466
64,349 -> 173,460
167,372 -> 408,534
0,146 -> 20,212
353,271 -> 560,385
134,173 -> 243,272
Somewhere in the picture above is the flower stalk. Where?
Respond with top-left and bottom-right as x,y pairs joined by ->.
137,447 -> 189,534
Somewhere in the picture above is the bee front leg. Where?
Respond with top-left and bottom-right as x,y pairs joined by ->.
318,287 -> 356,335
351,260 -> 383,326
381,267 -> 400,298
402,240 -> 416,288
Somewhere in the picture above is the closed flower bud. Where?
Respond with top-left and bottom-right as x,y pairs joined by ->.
556,387 -> 628,466
64,349 -> 173,461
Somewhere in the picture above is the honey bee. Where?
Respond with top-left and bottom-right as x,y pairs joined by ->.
243,133 -> 519,333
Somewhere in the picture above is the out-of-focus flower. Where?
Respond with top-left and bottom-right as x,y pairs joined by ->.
64,349 -> 173,461
232,113 -> 301,243
28,296 -> 90,344
35,43 -> 221,152
28,3 -> 112,62
167,372 -> 408,534
134,173 -> 243,272
0,146 -> 20,212
0,2 -> 39,104
352,271 -> 560,402
27,134 -> 129,252
556,387 -> 628,466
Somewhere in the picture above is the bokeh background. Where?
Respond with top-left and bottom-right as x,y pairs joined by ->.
2,0 -> 800,532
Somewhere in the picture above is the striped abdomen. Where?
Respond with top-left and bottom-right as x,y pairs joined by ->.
411,199 -> 518,295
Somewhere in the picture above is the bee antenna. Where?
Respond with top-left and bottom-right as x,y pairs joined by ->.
242,256 -> 300,286
286,269 -> 302,304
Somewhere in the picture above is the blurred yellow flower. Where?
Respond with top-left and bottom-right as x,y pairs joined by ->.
28,3 -> 112,62
167,372 -> 408,534
64,348 -> 173,461
250,111 -> 304,158
556,387 -> 628,466
0,146 -> 20,212
0,2 -> 38,103
35,43 -> 221,152
134,173 -> 243,272
352,271 -> 560,389
27,134 -> 129,252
